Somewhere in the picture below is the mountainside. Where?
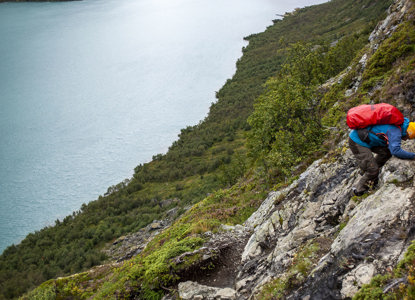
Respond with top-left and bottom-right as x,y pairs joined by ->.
4,0 -> 415,299
168,2 -> 415,298
175,1 -> 415,298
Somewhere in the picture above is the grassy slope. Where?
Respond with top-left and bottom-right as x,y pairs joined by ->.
0,0 -> 394,299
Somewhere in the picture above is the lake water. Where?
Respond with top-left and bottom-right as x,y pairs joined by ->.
0,0 -> 327,253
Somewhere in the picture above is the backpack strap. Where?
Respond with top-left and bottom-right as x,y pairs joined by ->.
357,128 -> 371,144
374,132 -> 389,145
357,127 -> 389,145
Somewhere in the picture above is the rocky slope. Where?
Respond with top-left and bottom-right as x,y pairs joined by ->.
166,0 -> 415,298
175,139 -> 415,299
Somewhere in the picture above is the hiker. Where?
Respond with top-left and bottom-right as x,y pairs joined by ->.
349,117 -> 415,196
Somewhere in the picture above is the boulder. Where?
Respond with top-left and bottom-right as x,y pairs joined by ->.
178,281 -> 236,300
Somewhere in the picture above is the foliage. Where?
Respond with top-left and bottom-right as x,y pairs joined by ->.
353,274 -> 392,300
247,33 -> 369,183
362,20 -> 415,91
19,281 -> 56,300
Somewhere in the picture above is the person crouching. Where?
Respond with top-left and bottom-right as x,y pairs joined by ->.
349,118 -> 415,196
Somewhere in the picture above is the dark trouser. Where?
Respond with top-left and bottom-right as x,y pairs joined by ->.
349,137 -> 391,193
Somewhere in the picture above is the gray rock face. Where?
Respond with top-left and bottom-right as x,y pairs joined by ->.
331,183 -> 413,255
178,281 -> 236,300
103,217 -> 175,262
369,0 -> 408,46
233,138 -> 415,299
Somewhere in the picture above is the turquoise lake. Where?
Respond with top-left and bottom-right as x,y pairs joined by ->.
0,0 -> 327,253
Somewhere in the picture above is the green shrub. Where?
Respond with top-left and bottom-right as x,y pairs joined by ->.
362,21 -> 415,91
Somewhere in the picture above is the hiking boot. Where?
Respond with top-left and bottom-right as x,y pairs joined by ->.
368,178 -> 379,190
352,188 -> 365,197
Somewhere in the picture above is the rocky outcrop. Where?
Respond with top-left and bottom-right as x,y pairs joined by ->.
175,136 -> 415,299
103,208 -> 179,262
103,220 -> 168,262
178,281 -> 236,300
368,0 -> 410,47
343,0 -> 411,99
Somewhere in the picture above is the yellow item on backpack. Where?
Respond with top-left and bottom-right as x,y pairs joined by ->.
407,122 -> 415,139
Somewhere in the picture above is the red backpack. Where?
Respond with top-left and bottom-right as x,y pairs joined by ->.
346,103 -> 404,129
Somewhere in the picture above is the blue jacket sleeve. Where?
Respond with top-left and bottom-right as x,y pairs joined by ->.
387,127 -> 415,159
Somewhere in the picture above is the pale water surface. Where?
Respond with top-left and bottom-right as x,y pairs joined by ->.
0,0 -> 327,253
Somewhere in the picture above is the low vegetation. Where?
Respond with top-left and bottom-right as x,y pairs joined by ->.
246,34 -> 369,183
353,240 -> 415,299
